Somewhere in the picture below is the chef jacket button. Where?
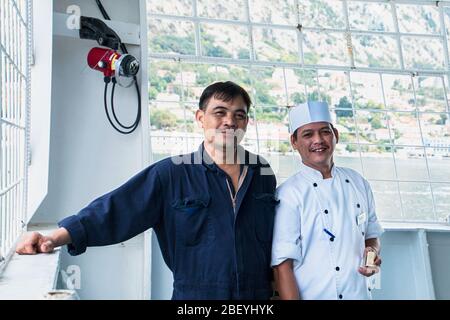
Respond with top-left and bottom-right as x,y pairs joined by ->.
345,179 -> 350,183
335,266 -> 340,271
362,232 -> 365,236
313,183 -> 318,187
339,294 -> 343,299
330,237 -> 335,242
357,203 -> 361,208
324,209 -> 329,214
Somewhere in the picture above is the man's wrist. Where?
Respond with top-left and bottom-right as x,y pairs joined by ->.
49,227 -> 71,247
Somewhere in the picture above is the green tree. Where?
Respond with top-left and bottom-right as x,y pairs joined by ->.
346,144 -> 357,153
302,91 -> 331,105
150,108 -> 178,130
205,45 -> 232,58
291,92 -> 306,104
293,69 -> 316,86
238,49 -> 250,59
151,35 -> 195,55
365,100 -> 384,110
369,114 -> 383,129
278,142 -> 290,154
149,87 -> 158,100
335,96 -> 353,118
436,114 -> 448,125
256,108 -> 284,122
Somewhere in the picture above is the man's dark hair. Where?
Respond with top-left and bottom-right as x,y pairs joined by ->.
199,81 -> 252,111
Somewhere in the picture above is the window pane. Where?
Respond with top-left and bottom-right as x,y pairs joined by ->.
382,74 -> 415,111
259,139 -> 289,154
355,110 -> 389,145
395,147 -> 429,181
299,0 -> 345,29
287,69 -> 318,105
335,149 -> 363,173
149,60 -> 181,101
318,70 -> 350,108
253,27 -> 299,62
432,183 -> 450,221
333,107 -> 357,144
263,152 -> 297,184
249,0 -> 297,25
428,150 -> 450,182
421,113 -> 449,142
148,0 -> 193,16
335,143 -> 360,159
252,67 -> 287,106
370,180 -> 402,220
190,64 -> 252,92
151,135 -> 188,157
146,1 -> 450,223
241,108 -> 259,154
353,34 -> 400,69
350,72 -> 384,109
362,154 -> 396,180
180,63 -> 213,103
255,106 -> 289,128
348,1 -> 394,32
396,4 -> 441,35
399,182 -> 434,221
443,7 -> 450,59
150,101 -> 186,133
213,64 -> 252,90
149,19 -> 195,55
185,102 -> 202,136
303,31 -> 349,66
200,23 -> 250,59
401,36 -> 445,70
197,0 -> 246,20
413,76 -> 447,113
389,111 -> 422,146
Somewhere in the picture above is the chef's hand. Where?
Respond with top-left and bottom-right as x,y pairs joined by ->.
358,246 -> 381,277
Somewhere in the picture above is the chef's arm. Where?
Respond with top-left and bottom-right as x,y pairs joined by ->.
273,259 -> 300,300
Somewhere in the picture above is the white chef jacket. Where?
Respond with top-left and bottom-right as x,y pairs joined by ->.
271,162 -> 384,300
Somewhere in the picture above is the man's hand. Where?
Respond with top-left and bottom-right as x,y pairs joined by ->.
358,246 -> 382,277
15,232 -> 56,255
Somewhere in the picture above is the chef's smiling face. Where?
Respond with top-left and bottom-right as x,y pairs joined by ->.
291,121 -> 339,171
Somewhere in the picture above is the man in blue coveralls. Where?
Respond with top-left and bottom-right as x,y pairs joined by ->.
16,81 -> 278,300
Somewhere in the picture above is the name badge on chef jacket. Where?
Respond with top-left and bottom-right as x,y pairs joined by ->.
357,212 -> 367,226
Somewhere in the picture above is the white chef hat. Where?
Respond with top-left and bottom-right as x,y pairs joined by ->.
288,101 -> 333,134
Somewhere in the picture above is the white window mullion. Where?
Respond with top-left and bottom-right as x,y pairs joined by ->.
380,73 -> 405,219
342,0 -> 355,68
391,2 -> 406,70
249,66 -> 260,154
177,60 -> 189,154
411,75 -> 438,220
192,0 -> 202,57
346,71 -> 366,177
294,0 -> 304,66
438,3 -> 450,117
243,0 -> 254,61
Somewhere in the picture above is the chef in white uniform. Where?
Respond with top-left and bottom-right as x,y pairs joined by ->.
271,101 -> 384,300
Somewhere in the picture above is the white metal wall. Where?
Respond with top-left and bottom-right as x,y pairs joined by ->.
30,0 -> 151,299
